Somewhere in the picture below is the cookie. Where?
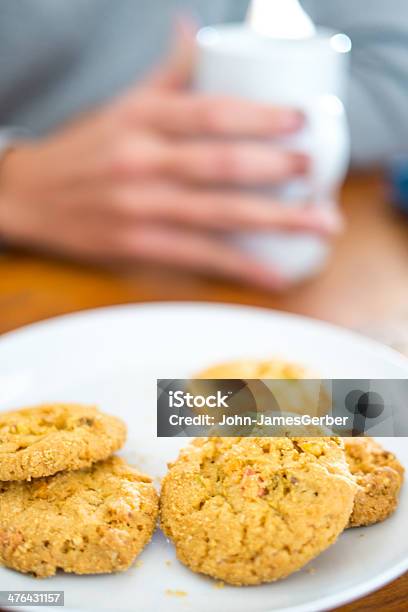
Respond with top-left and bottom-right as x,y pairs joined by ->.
195,358 -> 311,379
161,437 -> 356,585
345,437 -> 404,527
194,358 -> 329,426
0,403 -> 126,481
0,456 -> 158,577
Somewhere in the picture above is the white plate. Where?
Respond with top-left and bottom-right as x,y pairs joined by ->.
0,302 -> 407,612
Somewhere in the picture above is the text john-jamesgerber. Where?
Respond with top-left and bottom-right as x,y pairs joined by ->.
168,414 -> 349,427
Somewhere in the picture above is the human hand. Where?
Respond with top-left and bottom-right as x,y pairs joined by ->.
0,24 -> 342,290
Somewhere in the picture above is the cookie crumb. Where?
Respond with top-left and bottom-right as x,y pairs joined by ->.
214,581 -> 225,589
165,590 -> 187,597
165,560 -> 172,567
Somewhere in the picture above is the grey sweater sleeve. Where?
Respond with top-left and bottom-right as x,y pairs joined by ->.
303,0 -> 408,166
0,0 -> 406,167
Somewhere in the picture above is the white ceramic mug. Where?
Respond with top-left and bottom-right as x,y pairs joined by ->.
194,24 -> 351,281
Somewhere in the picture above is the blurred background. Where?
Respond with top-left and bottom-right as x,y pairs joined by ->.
0,0 -> 407,353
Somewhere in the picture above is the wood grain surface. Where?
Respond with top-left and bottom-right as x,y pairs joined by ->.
0,170 -> 407,610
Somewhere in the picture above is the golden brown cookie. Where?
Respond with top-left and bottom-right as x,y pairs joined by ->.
194,358 -> 329,424
345,437 -> 404,527
0,404 -> 126,481
161,437 -> 356,585
0,456 -> 158,577
195,358 -> 311,379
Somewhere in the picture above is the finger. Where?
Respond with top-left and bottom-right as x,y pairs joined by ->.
116,223 -> 288,290
141,17 -> 196,91
163,140 -> 309,185
99,134 -> 308,186
122,93 -> 304,137
113,184 -> 343,236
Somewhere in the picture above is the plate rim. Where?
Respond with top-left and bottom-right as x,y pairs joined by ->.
1,300 -> 408,373
8,558 -> 408,612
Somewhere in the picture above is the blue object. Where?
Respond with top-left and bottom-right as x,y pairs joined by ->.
387,153 -> 408,213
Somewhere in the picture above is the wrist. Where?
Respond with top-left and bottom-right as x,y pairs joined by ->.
0,147 -> 14,242
0,140 -> 43,246
0,138 -> 25,242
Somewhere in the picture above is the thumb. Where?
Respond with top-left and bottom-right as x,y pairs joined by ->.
144,17 -> 197,91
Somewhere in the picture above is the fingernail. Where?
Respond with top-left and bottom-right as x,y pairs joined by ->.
268,277 -> 291,291
251,269 -> 290,292
291,152 -> 310,174
313,207 -> 345,234
278,110 -> 305,132
174,13 -> 199,36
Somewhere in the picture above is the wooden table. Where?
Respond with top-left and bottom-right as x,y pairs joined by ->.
0,171 -> 407,610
